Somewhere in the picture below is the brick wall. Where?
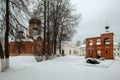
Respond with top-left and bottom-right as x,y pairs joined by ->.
86,33 -> 114,59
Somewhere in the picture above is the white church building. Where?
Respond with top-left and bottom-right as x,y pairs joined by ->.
56,41 -> 80,56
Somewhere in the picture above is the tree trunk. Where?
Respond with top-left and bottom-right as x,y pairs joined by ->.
53,35 -> 57,55
53,23 -> 57,55
43,0 -> 47,55
59,26 -> 64,55
59,38 -> 62,55
47,1 -> 50,56
5,0 -> 10,69
0,42 -> 4,72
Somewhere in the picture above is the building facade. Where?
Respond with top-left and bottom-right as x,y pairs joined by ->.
86,33 -> 114,59
79,42 -> 120,58
79,44 -> 86,56
9,18 -> 43,56
56,42 -> 80,56
114,42 -> 120,57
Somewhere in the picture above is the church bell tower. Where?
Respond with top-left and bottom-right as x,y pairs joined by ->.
29,18 -> 41,39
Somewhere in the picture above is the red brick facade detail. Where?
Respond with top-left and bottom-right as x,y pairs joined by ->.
86,33 -> 114,59
34,37 -> 43,55
29,18 -> 41,37
9,41 -> 34,56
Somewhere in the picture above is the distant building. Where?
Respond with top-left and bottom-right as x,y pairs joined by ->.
114,42 -> 120,57
56,42 -> 80,56
79,44 -> 86,56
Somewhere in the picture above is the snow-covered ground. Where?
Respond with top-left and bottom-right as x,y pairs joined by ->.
0,55 -> 120,80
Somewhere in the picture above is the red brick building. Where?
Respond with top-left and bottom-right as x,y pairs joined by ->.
86,32 -> 114,59
9,18 -> 43,56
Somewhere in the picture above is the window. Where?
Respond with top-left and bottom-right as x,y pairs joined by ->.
114,48 -> 116,51
104,38 -> 110,45
74,51 -> 76,54
97,50 -> 101,55
33,30 -> 38,36
89,40 -> 93,45
33,27 -> 38,37
96,39 -> 101,45
117,53 -> 119,56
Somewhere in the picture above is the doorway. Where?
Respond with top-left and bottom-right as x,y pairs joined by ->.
97,50 -> 101,58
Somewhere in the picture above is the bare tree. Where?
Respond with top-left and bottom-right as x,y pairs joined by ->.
0,0 -> 32,71
49,0 -> 80,55
5,0 -> 10,69
76,40 -> 81,47
0,0 -> 81,69
32,0 -> 80,57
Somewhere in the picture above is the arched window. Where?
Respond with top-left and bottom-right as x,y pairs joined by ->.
89,40 -> 93,45
104,38 -> 110,45
32,27 -> 38,39
96,39 -> 101,45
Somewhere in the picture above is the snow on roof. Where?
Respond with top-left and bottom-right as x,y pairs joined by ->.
61,41 -> 80,49
62,41 -> 75,46
79,44 -> 86,48
9,38 -> 34,42
9,37 -> 16,42
22,38 -> 34,42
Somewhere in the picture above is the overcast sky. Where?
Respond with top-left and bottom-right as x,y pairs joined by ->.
71,0 -> 120,44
